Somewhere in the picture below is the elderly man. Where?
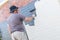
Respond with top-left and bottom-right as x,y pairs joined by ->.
7,5 -> 34,40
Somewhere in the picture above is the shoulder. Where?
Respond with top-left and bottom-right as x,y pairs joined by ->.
7,15 -> 13,22
18,14 -> 25,17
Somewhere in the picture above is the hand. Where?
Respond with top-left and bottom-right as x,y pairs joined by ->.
32,14 -> 35,18
25,17 -> 33,22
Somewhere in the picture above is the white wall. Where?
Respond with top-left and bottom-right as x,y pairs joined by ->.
26,0 -> 60,40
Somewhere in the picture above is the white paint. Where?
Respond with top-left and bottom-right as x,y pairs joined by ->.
25,0 -> 60,40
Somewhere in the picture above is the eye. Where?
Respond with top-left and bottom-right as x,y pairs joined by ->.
0,0 -> 8,8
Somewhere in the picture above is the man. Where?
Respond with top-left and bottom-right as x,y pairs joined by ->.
7,5 -> 34,40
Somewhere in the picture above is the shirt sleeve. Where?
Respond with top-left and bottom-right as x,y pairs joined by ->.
19,14 -> 25,20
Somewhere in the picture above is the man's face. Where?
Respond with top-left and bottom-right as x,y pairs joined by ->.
14,9 -> 18,13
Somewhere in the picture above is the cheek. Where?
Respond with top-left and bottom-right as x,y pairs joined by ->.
15,11 -> 17,12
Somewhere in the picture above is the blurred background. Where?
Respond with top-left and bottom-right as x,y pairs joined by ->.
0,0 -> 60,40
